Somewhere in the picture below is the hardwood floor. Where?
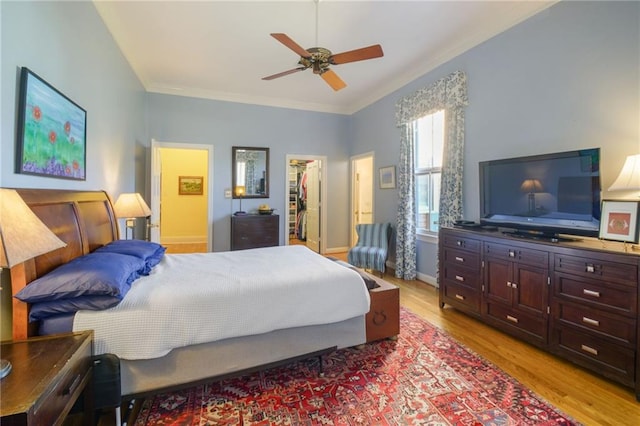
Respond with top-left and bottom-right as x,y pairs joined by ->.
380,269 -> 640,425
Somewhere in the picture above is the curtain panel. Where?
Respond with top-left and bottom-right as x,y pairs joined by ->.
394,71 -> 468,280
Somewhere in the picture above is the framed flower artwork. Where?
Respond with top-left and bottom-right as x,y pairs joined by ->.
16,67 -> 87,180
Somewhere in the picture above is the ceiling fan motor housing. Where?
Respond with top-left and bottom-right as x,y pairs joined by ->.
299,47 -> 332,74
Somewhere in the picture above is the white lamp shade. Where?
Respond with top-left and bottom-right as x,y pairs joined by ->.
114,193 -> 152,218
0,189 -> 67,268
609,154 -> 640,191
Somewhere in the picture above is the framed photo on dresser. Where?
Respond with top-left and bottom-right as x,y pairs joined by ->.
598,200 -> 640,243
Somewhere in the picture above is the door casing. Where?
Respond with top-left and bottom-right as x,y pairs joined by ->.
284,154 -> 327,254
150,139 -> 214,251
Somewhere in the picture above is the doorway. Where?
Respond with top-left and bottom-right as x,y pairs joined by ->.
150,140 -> 214,252
285,155 -> 327,253
350,152 -> 375,246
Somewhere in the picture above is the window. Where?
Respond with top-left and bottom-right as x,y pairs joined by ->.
414,110 -> 444,234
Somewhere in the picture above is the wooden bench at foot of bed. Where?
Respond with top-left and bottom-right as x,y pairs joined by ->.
366,278 -> 400,342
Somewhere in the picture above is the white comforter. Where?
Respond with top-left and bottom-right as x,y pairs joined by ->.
73,245 -> 370,360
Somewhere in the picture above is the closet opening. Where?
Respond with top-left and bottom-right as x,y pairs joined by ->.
285,155 -> 326,253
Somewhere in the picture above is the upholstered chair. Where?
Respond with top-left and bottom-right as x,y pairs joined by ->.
347,223 -> 391,276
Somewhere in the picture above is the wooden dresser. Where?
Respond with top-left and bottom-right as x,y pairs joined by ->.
439,227 -> 640,401
231,214 -> 279,250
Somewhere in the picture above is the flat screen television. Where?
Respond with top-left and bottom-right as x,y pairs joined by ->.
479,148 -> 601,240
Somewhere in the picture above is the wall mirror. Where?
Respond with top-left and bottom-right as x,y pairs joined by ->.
232,146 -> 269,198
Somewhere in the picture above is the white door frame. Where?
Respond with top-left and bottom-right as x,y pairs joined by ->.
350,151 -> 375,246
150,139 -> 214,251
284,154 -> 328,254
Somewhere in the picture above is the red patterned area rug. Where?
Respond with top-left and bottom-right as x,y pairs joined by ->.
134,308 -> 579,425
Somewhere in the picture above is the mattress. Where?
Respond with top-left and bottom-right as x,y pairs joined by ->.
73,245 -> 370,360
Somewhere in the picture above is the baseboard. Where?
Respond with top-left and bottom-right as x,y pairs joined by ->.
160,236 -> 207,244
325,246 -> 349,254
387,260 -> 437,286
417,272 -> 437,287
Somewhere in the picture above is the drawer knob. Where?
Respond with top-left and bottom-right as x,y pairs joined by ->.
456,240 -> 463,247
508,250 -> 516,258
585,264 -> 595,273
455,294 -> 465,300
581,344 -> 599,356
582,317 -> 600,327
455,275 -> 464,282
455,256 -> 465,262
506,315 -> 519,323
582,289 -> 600,298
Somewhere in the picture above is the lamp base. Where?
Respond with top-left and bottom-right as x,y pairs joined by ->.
234,211 -> 247,216
0,358 -> 11,379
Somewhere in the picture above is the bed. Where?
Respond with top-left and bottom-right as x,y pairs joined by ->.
10,188 -> 371,399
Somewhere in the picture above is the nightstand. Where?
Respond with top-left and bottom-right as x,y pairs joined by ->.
1,331 -> 94,426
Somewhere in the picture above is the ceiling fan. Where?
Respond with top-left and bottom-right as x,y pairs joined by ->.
262,33 -> 384,91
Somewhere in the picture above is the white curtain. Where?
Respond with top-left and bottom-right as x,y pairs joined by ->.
394,71 -> 468,280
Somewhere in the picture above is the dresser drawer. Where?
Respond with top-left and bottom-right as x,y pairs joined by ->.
441,232 -> 480,252
441,281 -> 480,313
553,325 -> 635,387
485,302 -> 546,341
36,345 -> 92,426
442,247 -> 480,270
231,215 -> 279,250
553,301 -> 636,346
554,254 -> 638,286
484,242 -> 548,267
554,273 -> 636,316
441,262 -> 480,290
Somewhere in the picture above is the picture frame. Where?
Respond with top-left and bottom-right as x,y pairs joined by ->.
599,200 -> 640,243
379,166 -> 396,189
178,176 -> 204,195
16,67 -> 87,180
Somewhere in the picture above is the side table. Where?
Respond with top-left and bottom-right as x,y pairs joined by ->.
1,331 -> 94,426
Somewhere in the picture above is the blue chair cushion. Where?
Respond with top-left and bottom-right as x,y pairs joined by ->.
347,223 -> 391,273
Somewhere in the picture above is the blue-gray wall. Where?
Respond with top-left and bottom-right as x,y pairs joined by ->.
1,1 -> 638,280
350,1 -> 639,281
1,1 -> 146,201
147,94 -> 351,252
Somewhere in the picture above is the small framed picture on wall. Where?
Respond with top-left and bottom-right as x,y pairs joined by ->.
599,200 -> 640,243
379,166 -> 396,189
178,176 -> 204,195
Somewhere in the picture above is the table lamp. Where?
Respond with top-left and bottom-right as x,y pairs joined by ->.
234,186 -> 246,216
609,154 -> 640,196
0,188 -> 67,379
114,193 -> 152,240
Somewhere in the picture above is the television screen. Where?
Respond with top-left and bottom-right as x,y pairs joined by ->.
479,148 -> 601,238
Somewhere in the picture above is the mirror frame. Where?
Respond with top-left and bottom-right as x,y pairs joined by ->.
232,146 -> 270,199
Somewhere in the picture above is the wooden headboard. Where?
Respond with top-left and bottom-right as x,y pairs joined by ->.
10,189 -> 119,339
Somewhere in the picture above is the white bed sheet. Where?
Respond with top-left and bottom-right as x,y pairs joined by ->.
73,245 -> 370,360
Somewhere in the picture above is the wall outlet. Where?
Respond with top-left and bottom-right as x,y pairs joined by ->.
224,189 -> 232,198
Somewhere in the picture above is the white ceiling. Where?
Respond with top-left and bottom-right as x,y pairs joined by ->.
94,0 -> 555,115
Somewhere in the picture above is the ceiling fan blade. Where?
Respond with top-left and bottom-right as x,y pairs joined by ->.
262,67 -> 306,81
320,69 -> 347,91
270,33 -> 312,58
330,44 -> 384,65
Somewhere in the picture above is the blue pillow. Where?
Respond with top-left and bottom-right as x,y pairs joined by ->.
14,252 -> 144,303
95,240 -> 166,274
29,295 -> 122,321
